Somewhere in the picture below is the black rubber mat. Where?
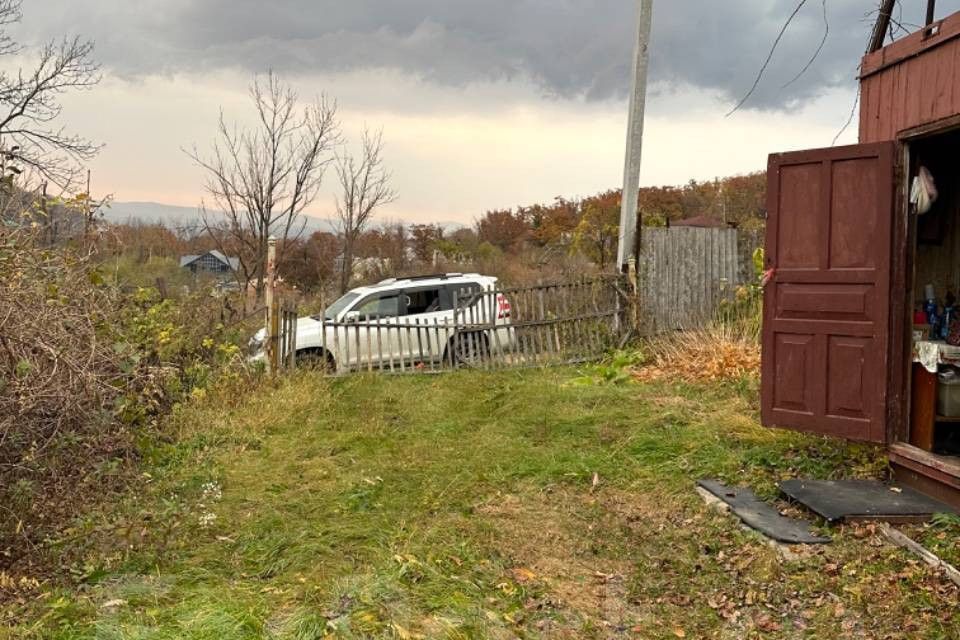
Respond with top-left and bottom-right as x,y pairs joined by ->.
779,479 -> 958,523
698,480 -> 831,544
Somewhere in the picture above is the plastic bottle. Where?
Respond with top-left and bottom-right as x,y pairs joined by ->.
924,285 -> 939,339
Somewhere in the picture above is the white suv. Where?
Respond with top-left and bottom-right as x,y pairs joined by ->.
250,273 -> 512,372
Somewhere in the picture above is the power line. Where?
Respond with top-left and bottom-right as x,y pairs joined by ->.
726,0 -> 811,116
782,0 -> 829,89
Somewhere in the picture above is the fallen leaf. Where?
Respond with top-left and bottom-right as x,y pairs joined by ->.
511,567 -> 536,583
756,614 -> 781,632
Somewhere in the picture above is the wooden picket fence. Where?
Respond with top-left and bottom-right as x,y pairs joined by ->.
301,276 -> 630,375
638,227 -> 748,333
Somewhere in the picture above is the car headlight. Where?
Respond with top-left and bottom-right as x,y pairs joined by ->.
248,330 -> 266,356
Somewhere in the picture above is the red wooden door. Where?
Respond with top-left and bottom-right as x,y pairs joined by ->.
762,142 -> 895,443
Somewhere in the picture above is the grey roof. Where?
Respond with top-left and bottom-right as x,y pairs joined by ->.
209,250 -> 241,271
180,251 -> 241,271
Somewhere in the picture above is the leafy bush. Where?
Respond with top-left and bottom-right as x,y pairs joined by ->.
716,247 -> 764,341
0,226 -> 253,570
571,350 -> 645,385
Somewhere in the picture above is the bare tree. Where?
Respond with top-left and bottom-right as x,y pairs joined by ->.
187,72 -> 340,303
0,1 -> 101,190
335,128 -> 398,293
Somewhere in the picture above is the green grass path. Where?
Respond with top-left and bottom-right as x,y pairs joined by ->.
5,369 -> 959,639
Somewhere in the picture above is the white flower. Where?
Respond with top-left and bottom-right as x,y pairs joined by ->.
201,481 -> 222,502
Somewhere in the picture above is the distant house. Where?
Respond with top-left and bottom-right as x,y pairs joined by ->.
179,250 -> 240,275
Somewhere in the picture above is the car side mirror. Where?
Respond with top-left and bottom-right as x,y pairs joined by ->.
344,311 -> 360,324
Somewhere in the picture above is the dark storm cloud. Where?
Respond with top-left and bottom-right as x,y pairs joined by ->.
19,1 -> 960,109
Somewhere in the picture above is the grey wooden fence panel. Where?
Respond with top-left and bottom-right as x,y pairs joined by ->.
639,227 -> 741,334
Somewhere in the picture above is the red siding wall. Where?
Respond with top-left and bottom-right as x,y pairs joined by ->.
860,12 -> 960,143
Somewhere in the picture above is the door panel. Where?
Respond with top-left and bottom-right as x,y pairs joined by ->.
772,333 -> 815,414
762,142 -> 895,443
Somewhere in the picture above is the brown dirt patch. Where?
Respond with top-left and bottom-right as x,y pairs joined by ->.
476,487 -> 673,636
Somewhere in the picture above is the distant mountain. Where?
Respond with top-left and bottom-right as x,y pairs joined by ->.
103,201 -> 465,234
102,201 -> 338,234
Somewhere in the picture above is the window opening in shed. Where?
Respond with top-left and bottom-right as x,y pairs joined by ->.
907,127 -> 960,468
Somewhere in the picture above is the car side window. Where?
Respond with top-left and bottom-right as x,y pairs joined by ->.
447,283 -> 482,309
354,294 -> 401,320
404,288 -> 444,315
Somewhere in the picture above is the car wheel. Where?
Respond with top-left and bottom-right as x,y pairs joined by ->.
447,333 -> 490,368
297,348 -> 336,373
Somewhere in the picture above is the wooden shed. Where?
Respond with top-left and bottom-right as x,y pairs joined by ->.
763,11 -> 960,507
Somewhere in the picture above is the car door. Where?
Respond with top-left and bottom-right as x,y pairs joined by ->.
347,292 -> 403,370
762,141 -> 895,443
399,286 -> 450,365
447,282 -> 490,361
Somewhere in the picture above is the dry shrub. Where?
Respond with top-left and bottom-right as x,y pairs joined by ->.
632,325 -> 760,384
0,226 -> 251,573
0,229 -> 147,564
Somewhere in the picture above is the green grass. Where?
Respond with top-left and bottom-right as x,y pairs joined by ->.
910,513 -> 960,570
3,368 -> 959,639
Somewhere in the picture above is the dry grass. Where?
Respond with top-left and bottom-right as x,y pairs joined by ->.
632,325 -> 761,384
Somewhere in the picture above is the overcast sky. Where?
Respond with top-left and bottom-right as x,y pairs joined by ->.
15,0 -> 960,224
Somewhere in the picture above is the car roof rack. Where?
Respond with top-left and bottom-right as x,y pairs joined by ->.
376,273 -> 482,286
404,273 -> 468,281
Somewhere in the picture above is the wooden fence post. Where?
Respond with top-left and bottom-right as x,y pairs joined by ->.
265,236 -> 279,376
288,302 -> 297,370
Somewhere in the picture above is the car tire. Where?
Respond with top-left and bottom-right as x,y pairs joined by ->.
297,348 -> 336,373
445,332 -> 490,368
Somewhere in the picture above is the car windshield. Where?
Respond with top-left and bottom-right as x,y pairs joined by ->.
322,292 -> 361,320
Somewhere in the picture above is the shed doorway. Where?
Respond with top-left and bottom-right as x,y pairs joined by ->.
903,127 -> 960,489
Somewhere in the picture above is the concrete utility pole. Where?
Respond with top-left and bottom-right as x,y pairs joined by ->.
616,0 -> 654,274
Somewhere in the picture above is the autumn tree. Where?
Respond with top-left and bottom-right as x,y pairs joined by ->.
635,173 -> 765,228
354,223 -> 410,272
188,72 -> 340,303
717,172 -> 766,229
335,128 -> 397,293
105,222 -> 183,261
638,186 -> 684,226
528,197 -> 579,247
476,209 -> 529,252
572,190 -> 620,270
409,223 -> 444,263
278,231 -> 339,293
383,222 -> 411,270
